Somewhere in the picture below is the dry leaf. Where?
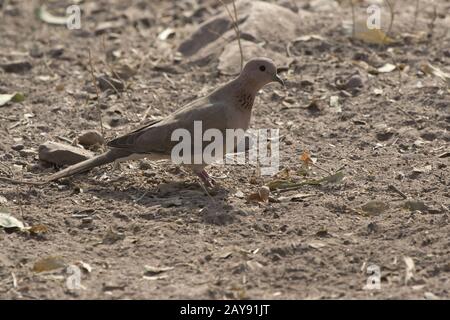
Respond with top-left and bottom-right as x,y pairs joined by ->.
36,5 -> 68,25
329,95 -> 342,113
420,63 -> 450,85
246,261 -> 264,271
77,261 -> 93,273
308,241 -> 326,249
300,150 -> 313,166
0,92 -> 25,107
247,186 -> 270,203
403,256 -> 415,285
158,28 -> 176,41
353,24 -> 394,45
0,211 -> 25,230
143,275 -> 169,281
293,34 -> 325,42
144,265 -> 174,275
378,63 -> 396,73
352,60 -> 379,74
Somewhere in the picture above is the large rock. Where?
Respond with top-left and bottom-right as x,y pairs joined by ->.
38,141 -> 93,166
218,40 -> 292,75
178,0 -> 305,70
77,130 -> 105,147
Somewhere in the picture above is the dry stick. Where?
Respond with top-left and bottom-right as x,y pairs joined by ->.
388,184 -> 408,199
413,0 -> 420,31
231,0 -> 243,72
427,4 -> 437,44
88,49 -> 105,138
218,0 -> 244,72
350,0 -> 356,38
383,0 -> 395,42
392,103 -> 419,127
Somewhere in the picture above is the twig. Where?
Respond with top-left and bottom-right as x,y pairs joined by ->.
231,0 -> 243,72
413,0 -> 420,31
384,0 -> 395,42
390,52 -> 402,94
218,0 -> 244,72
350,0 -> 356,38
311,163 -> 332,175
427,3 -> 437,44
392,103 -> 419,127
388,184 -> 408,199
0,176 -> 46,186
88,49 -> 105,137
0,115 -> 19,121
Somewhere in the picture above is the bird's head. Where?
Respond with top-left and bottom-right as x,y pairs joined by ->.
240,57 -> 284,89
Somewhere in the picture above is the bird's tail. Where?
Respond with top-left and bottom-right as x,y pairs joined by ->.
0,149 -> 131,186
46,149 -> 128,182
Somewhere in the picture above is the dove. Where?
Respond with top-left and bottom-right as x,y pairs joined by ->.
0,57 -> 284,187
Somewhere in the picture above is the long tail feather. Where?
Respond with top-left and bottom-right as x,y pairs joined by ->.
46,149 -> 125,182
0,149 -> 129,185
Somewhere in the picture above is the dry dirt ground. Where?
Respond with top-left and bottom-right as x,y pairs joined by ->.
0,0 -> 449,299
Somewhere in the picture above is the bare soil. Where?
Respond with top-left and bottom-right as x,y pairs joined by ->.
0,0 -> 449,299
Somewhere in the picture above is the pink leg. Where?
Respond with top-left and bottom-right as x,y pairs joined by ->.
196,169 -> 215,188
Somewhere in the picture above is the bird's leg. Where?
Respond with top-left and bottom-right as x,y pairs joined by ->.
112,160 -> 121,171
201,169 -> 216,185
196,169 -> 215,188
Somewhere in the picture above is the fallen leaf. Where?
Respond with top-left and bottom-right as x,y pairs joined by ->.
329,95 -> 342,113
377,63 -> 396,73
144,265 -> 174,275
33,256 -> 66,273
403,256 -> 415,285
300,150 -> 313,166
247,186 -> 270,203
420,63 -> 450,85
0,211 -> 25,230
246,260 -> 264,271
352,60 -> 379,74
36,5 -> 68,25
143,275 -> 169,281
437,151 -> 450,158
424,292 -> 439,300
158,28 -> 176,41
77,261 -> 93,273
373,88 -> 383,95
412,165 -> 432,174
0,93 -> 25,107
308,241 -> 326,249
218,251 -> 233,259
353,26 -> 394,45
234,190 -> 245,198
293,34 -> 325,42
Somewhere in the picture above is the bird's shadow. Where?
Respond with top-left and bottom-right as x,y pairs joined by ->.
73,177 -> 239,225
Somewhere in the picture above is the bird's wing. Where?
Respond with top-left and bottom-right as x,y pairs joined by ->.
106,96 -> 228,155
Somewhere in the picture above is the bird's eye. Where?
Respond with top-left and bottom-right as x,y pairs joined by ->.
259,65 -> 266,72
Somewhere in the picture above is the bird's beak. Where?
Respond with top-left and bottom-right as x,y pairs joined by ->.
273,74 -> 284,86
